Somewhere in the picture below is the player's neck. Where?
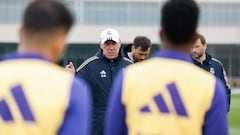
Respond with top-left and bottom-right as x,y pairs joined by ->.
17,43 -> 54,62
162,42 -> 192,56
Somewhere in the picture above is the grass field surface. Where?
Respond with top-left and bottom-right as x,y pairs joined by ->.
229,93 -> 240,135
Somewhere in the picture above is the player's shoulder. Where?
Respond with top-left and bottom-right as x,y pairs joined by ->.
124,58 -> 156,74
0,58 -> 64,73
130,57 -> 213,79
25,60 -> 74,80
76,56 -> 99,72
42,61 -> 74,78
192,63 -> 214,76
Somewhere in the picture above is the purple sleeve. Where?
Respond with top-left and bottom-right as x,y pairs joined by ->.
58,77 -> 91,135
202,78 -> 229,135
105,70 -> 128,135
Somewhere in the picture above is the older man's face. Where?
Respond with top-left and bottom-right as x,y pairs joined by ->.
101,40 -> 121,60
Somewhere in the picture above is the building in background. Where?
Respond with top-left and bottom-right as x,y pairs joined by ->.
0,0 -> 239,87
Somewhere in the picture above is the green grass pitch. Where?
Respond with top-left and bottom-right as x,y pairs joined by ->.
229,93 -> 240,135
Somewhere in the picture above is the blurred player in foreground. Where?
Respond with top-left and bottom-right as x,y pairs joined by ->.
105,0 -> 228,135
0,1 -> 91,135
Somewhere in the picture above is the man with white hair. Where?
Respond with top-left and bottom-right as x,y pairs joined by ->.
66,28 -> 132,135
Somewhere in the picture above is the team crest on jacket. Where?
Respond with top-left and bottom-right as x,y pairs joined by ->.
210,67 -> 215,74
100,70 -> 107,78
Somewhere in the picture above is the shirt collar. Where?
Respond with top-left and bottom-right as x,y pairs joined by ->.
2,52 -> 50,62
154,50 -> 193,63
192,53 -> 211,65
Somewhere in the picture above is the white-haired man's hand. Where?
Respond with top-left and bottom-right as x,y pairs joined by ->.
65,62 -> 76,74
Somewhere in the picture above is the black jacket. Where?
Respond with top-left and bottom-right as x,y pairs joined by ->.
192,53 -> 231,112
76,49 -> 132,135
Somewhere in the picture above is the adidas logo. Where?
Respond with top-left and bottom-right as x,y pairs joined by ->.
100,70 -> 107,78
140,82 -> 188,117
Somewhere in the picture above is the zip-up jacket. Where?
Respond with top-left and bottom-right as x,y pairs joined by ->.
76,49 -> 132,135
192,53 -> 231,112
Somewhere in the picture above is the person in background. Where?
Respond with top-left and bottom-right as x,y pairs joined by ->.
105,0 -> 228,135
66,28 -> 132,135
0,1 -> 91,135
123,36 -> 152,63
191,33 -> 231,112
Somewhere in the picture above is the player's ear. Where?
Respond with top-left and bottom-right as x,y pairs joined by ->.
18,25 -> 24,43
52,31 -> 67,63
203,42 -> 207,50
159,29 -> 165,43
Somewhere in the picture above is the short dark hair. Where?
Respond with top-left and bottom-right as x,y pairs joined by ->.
196,33 -> 206,45
161,0 -> 199,45
23,0 -> 74,34
133,36 -> 152,51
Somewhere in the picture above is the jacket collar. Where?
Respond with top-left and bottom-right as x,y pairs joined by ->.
192,53 -> 212,65
2,52 -> 50,62
96,49 -> 124,63
205,53 -> 212,64
154,50 -> 193,63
